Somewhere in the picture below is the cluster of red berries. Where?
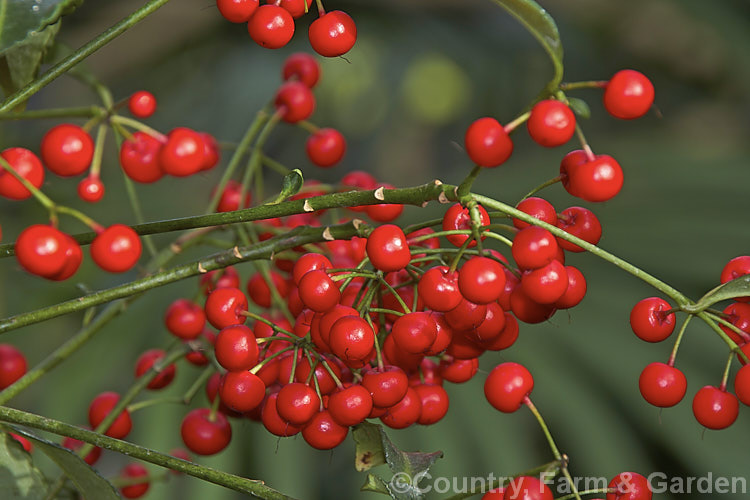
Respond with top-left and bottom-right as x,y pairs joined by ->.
480,471 -> 653,500
216,0 -> 356,57
633,255 -> 750,431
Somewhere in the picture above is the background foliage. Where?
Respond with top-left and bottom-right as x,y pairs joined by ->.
1,0 -> 749,498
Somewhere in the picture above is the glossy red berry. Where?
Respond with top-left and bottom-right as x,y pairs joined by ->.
362,365 -> 409,408
88,391 -> 132,439
381,386 -> 422,429
556,206 -> 602,252
248,5 -> 294,49
692,386 -> 739,430
215,324 -> 259,371
481,488 -> 505,500
277,382 -> 320,425
292,252 -> 332,285
0,344 -> 27,389
458,256 -> 506,304
308,10 -> 357,57
159,127 -> 205,177
512,226 -> 559,270
215,180 -> 251,213
180,407 -> 232,455
282,52 -> 320,88
15,224 -> 70,279
204,287 -> 248,329
606,472 -> 653,500
328,384 -> 373,426
464,117 -> 513,167
418,266 -> 462,312
302,409 -> 349,449
279,0 -> 312,18
40,124 -> 94,177
216,0 -> 258,23
721,256 -> 750,302
77,175 -> 105,203
298,269 -> 340,313
128,90 -> 157,118
274,81 -> 315,123
720,302 -> 750,345
90,224 -> 142,273
119,463 -> 150,499
246,270 -> 289,308
262,393 -> 302,437
329,315 -> 375,363
559,149 -> 588,198
639,362 -> 687,407
734,364 -> 750,406
513,197 -> 557,230
568,154 -> 624,202
119,132 -> 164,183
552,265 -> 587,309
165,299 -> 206,340
603,69 -> 654,120
391,312 -> 438,354
135,348 -> 176,390
527,99 -> 575,147
414,383 -> 449,425
484,362 -> 533,413
219,371 -> 266,413
306,128 -> 346,167
442,203 -> 490,248
365,183 -> 404,222
505,476 -> 553,500
630,297 -> 675,342
509,285 -> 556,324
439,356 -> 479,384
520,259 -> 568,304
0,147 -> 45,200
366,224 -> 411,272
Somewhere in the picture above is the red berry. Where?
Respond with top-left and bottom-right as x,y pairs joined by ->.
159,127 -> 206,177
365,183 -> 404,222
391,312 -> 438,354
216,0 -> 258,23
418,266 -> 462,312
366,224 -> 411,272
246,270 -> 289,308
414,383 -> 449,425
180,407 -> 232,455
510,285 -> 556,324
520,259 -> 568,304
512,226 -> 559,270
262,393 -> 302,437
219,371 -> 266,413
88,391 -> 132,439
8,433 -> 32,453
719,302 -> 750,345
505,476 -> 553,500
200,266 -> 241,295
62,434 -> 102,465
247,5 -> 295,49
119,132 -> 164,183
119,463 -> 150,499
442,203 -> 490,248
527,99 -> 575,147
276,382 -> 320,425
215,180 -> 251,212
90,224 -> 142,273
464,117 -> 513,167
630,297 -> 675,342
279,0 -> 312,19
559,149 -> 588,198
639,362 -> 687,407
215,324 -> 259,371
165,298 -> 206,340
274,81 -> 315,123
40,124 -> 94,177
734,364 -> 750,406
362,365 -> 409,408
692,386 -> 739,430
606,472 -> 653,500
302,409 -> 349,449
721,256 -> 750,302
513,197 -> 557,230
484,362 -> 533,413
552,265 -> 587,309
292,252 -> 332,285
0,344 -> 27,389
308,11 -> 357,57
444,297 -> 486,332
329,315 -> 375,363
458,256 -> 506,304
604,69 -> 654,120
439,356 -> 479,384
0,147 -> 45,200
77,175 -> 105,203
306,128 -> 346,167
15,224 -> 70,279
298,269 -> 341,313
380,386 -> 422,429
135,348 -> 176,390
556,206 -> 602,252
568,154 -> 624,202
481,488 -> 505,500
282,52 -> 320,88
328,384 -> 373,426
128,90 -> 157,118
204,287 -> 248,329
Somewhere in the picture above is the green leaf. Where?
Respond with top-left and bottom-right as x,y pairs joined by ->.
269,169 -> 304,205
8,428 -> 120,500
0,431 -> 47,499
0,21 -> 59,100
687,275 -> 750,313
360,473 -> 391,495
489,0 -> 564,91
353,422 -> 387,471
0,0 -> 83,53
567,97 -> 590,119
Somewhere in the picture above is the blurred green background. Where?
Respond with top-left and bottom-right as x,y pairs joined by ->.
2,0 -> 750,498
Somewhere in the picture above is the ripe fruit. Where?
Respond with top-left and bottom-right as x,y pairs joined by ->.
219,371 -> 266,413
134,349 -> 176,390
505,476 -> 553,500
40,124 -> 94,176
520,259 -> 569,304
458,256 -> 506,304
62,434 -> 102,465
418,266 -> 462,312
77,175 -> 105,203
276,382 -> 320,425
248,5 -> 295,49
119,132 -> 164,183
0,344 -> 27,389
274,81 -> 316,123
306,128 -> 346,167
511,226 -> 559,270
391,312 -> 438,354
329,315 -> 375,363
568,154 -> 624,202
128,90 -> 157,118
302,410 -> 349,449
328,384 -> 373,426
282,52 -> 320,88
734,365 -> 750,406
204,287 -> 248,329
15,225 -> 70,279
629,297 -> 675,342
165,299 -> 206,340
442,203 -> 490,248
362,365 -> 409,408
214,324 -> 259,371
298,269 -> 340,313
526,99 -> 576,147
513,197 -> 557,230
606,472 -> 653,500
180,407 -> 232,455
638,362 -> 687,407
366,224 -> 411,272
484,362 -> 533,413
0,147 -> 45,200
308,11 -> 357,57
216,0 -> 259,23
159,127 -> 206,177
603,69 -> 655,120
414,384 -> 449,425
556,206 -> 602,252
119,463 -> 150,499
90,224 -> 142,273
464,117 -> 513,167
720,256 -> 750,302
215,180 -> 251,212
246,270 -> 289,308
88,391 -> 133,439
381,386 -> 422,429
279,0 -> 312,19
692,386 -> 739,430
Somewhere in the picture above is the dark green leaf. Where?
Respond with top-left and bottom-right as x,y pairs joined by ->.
688,275 -> 750,313
353,422 -> 386,471
489,0 -> 564,91
0,21 -> 58,100
360,473 -> 391,495
0,0 -> 83,53
269,169 -> 304,204
9,428 -> 120,500
567,97 -> 590,119
0,431 -> 47,499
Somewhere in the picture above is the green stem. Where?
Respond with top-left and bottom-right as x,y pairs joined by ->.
0,406 -> 297,500
0,0 -> 175,112
720,351 -> 734,392
559,80 -> 608,91
667,314 -> 693,366
110,115 -> 166,141
0,106 -> 104,120
88,123 -> 108,179
519,174 -> 562,201
0,156 -> 55,211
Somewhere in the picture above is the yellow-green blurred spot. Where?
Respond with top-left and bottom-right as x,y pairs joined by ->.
401,53 -> 470,125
